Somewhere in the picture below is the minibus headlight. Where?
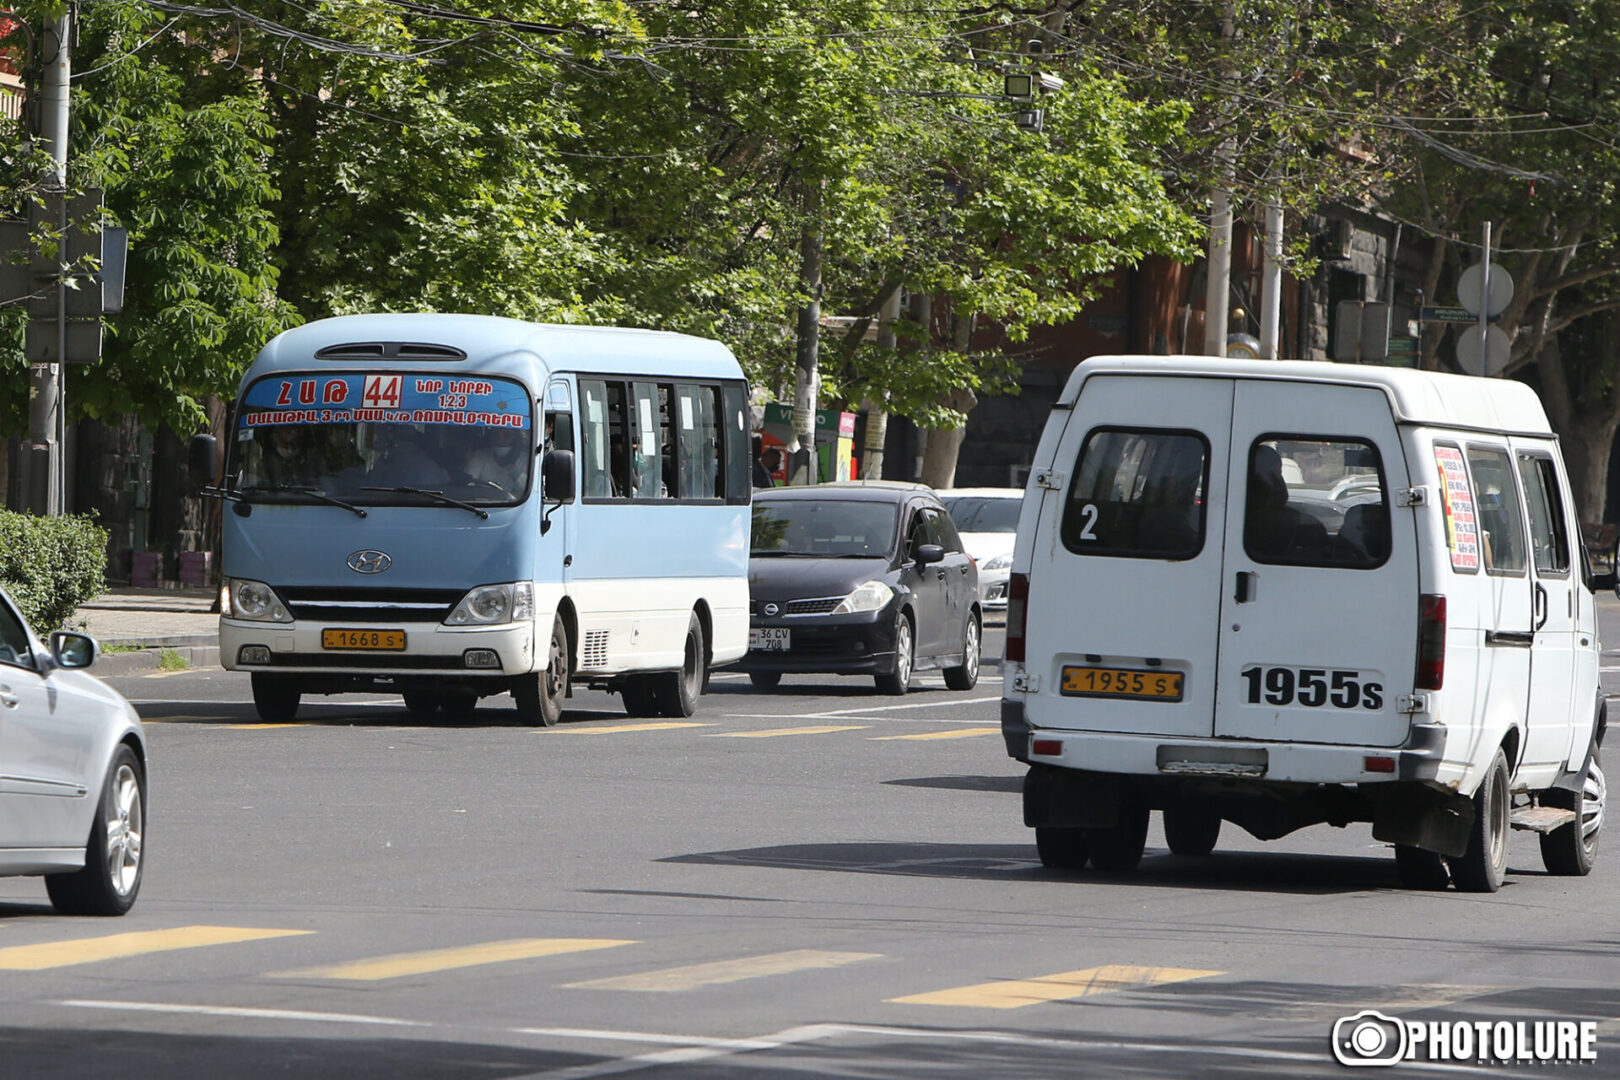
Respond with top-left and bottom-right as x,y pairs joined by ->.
981,552 -> 1014,571
832,580 -> 894,615
448,582 -> 533,625
229,579 -> 291,623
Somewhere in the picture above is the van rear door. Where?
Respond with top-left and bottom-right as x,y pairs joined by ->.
1212,381 -> 1417,747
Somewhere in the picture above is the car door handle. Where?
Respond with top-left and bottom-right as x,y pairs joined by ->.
1485,630 -> 1535,647
0,686 -> 16,708
1533,582 -> 1549,631
1234,571 -> 1257,604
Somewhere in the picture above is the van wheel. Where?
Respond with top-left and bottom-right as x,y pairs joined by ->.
45,745 -> 145,916
653,614 -> 705,718
749,671 -> 782,690
1541,749 -> 1603,876
874,614 -> 913,696
251,674 -> 301,723
1035,827 -> 1089,871
1162,805 -> 1221,857
513,615 -> 570,727
1394,844 -> 1451,890
1448,747 -> 1510,892
943,614 -> 981,691
440,690 -> 478,720
402,690 -> 440,715
1088,802 -> 1150,871
621,675 -> 660,717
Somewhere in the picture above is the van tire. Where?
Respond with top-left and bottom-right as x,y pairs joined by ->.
1394,844 -> 1451,890
1541,749 -> 1602,876
1035,827 -> 1089,871
653,614 -> 704,718
1087,802 -> 1150,871
875,614 -> 914,696
251,674 -> 300,723
1448,748 -> 1510,893
512,615 -> 569,727
402,690 -> 440,715
943,614 -> 981,691
1162,805 -> 1221,857
749,671 -> 782,690
621,675 -> 660,717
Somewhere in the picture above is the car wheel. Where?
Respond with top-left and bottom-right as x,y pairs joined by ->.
1541,749 -> 1603,876
402,690 -> 440,715
1035,826 -> 1089,871
749,671 -> 782,690
45,745 -> 145,916
874,614 -> 913,696
513,615 -> 569,727
943,613 -> 981,691
654,613 -> 705,718
621,675 -> 660,717
1088,801 -> 1150,872
251,673 -> 300,723
1394,844 -> 1451,890
1162,804 -> 1221,857
1448,747 -> 1510,892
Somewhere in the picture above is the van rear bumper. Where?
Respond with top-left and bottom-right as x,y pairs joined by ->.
1000,699 -> 1445,784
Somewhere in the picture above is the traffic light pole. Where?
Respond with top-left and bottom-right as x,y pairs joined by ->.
26,10 -> 70,515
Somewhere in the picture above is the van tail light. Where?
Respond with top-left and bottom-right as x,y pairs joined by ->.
1415,593 -> 1446,690
1006,572 -> 1029,663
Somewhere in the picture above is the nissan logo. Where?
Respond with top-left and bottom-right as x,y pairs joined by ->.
763,602 -> 780,616
347,549 -> 392,574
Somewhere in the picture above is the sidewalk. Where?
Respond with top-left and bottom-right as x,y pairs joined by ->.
72,586 -> 221,675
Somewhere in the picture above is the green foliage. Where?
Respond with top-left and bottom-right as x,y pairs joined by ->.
0,509 -> 108,632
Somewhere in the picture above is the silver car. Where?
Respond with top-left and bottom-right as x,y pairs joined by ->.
0,585 -> 147,915
938,487 -> 1023,609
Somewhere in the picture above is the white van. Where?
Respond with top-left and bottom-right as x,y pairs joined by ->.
1002,356 -> 1607,892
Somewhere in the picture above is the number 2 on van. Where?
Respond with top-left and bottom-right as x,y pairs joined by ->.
1239,666 -> 1382,710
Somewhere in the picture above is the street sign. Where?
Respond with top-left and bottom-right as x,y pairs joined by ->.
1419,305 -> 1489,324
1458,262 -> 1513,317
1456,324 -> 1510,377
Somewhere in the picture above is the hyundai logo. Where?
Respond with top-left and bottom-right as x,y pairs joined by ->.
763,602 -> 780,616
347,549 -> 392,574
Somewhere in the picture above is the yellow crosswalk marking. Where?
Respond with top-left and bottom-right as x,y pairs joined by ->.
869,726 -> 1003,741
708,726 -> 869,738
0,926 -> 312,971
564,949 -> 879,992
887,964 -> 1222,1008
550,723 -> 713,734
267,938 -> 636,981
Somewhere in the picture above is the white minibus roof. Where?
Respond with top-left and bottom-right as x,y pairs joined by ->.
1060,356 -> 1553,437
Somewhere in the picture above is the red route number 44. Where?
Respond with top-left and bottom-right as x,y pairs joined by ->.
363,375 -> 402,409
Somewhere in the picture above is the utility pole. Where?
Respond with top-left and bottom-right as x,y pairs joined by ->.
1202,0 -> 1236,358
790,180 -> 823,485
1258,200 -> 1283,359
26,9 -> 70,515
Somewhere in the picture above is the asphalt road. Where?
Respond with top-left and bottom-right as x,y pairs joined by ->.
4,613 -> 1620,1079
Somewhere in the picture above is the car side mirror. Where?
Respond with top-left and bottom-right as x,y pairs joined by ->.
915,543 -> 945,566
50,630 -> 97,670
1592,570 -> 1619,595
188,433 -> 218,489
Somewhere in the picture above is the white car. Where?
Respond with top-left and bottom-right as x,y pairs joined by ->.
0,585 -> 147,915
939,487 -> 1023,609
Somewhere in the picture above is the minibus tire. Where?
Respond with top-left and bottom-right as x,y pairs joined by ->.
654,614 -> 705,718
402,690 -> 440,715
1448,748 -> 1510,892
513,615 -> 569,727
251,674 -> 300,723
1394,844 -> 1451,890
1540,749 -> 1602,876
1035,827 -> 1089,871
943,613 -> 981,691
45,745 -> 144,916
621,676 -> 660,717
1162,805 -> 1221,857
1087,802 -> 1150,871
874,614 -> 914,696
749,672 -> 782,690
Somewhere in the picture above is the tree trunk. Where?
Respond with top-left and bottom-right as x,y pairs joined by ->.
791,182 -> 823,485
919,311 -> 976,490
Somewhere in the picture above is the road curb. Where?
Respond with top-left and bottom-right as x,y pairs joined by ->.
94,645 -> 220,676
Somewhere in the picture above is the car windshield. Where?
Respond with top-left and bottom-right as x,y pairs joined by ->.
752,499 -> 898,557
228,373 -> 533,506
943,495 -> 1020,533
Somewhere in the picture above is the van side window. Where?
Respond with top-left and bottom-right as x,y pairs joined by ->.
1517,453 -> 1570,575
1466,446 -> 1527,574
1244,437 -> 1389,569
1063,428 -> 1207,560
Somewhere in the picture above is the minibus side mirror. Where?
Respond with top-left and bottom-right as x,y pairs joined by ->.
1592,569 -> 1620,595
542,449 -> 575,504
188,433 -> 218,489
915,543 -> 945,566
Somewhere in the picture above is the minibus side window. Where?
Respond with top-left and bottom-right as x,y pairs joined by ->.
1517,453 -> 1570,575
722,382 -> 752,505
1243,436 -> 1389,569
1063,428 -> 1208,560
580,380 -> 612,499
1466,445 -> 1527,574
631,381 -> 673,499
677,384 -> 722,500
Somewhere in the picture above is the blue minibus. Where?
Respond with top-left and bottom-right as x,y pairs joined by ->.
192,314 -> 753,725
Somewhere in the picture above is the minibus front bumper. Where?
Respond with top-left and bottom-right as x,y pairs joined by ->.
220,617 -> 536,688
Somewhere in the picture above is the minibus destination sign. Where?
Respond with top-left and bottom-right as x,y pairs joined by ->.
239,373 -> 530,429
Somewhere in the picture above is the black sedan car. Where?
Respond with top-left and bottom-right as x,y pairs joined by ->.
736,481 -> 981,694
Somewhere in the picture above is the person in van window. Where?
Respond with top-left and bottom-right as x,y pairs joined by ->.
465,424 -> 529,493
1245,444 -> 1330,561
258,425 -> 310,488
1135,441 -> 1203,555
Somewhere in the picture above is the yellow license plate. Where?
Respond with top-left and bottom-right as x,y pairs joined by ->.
1061,666 -> 1184,701
322,628 -> 406,651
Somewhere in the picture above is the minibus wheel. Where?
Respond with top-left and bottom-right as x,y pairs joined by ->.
621,676 -> 660,717
1394,844 -> 1451,890
1541,749 -> 1603,876
1162,804 -> 1221,857
1448,748 -> 1510,892
251,674 -> 300,723
1088,802 -> 1150,871
1035,827 -> 1089,871
402,690 -> 439,716
654,614 -> 705,718
514,615 -> 569,726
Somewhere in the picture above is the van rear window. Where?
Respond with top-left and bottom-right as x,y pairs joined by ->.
1063,428 -> 1208,559
1244,437 -> 1389,569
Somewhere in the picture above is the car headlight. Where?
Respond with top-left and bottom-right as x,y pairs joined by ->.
981,552 -> 1014,571
447,582 -> 534,625
227,579 -> 292,623
832,580 -> 894,615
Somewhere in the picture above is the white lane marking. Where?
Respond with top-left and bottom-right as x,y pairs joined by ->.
58,1000 -> 426,1027
718,714 -> 996,726
510,1027 -> 778,1049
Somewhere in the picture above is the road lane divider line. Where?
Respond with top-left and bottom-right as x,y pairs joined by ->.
0,926 -> 313,971
59,1000 -> 427,1026
562,949 -> 880,992
228,723 -> 311,730
886,964 -> 1223,1009
811,696 -> 1002,717
705,726 -> 868,739
869,727 -> 1003,741
545,723 -> 713,735
266,938 -> 636,981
